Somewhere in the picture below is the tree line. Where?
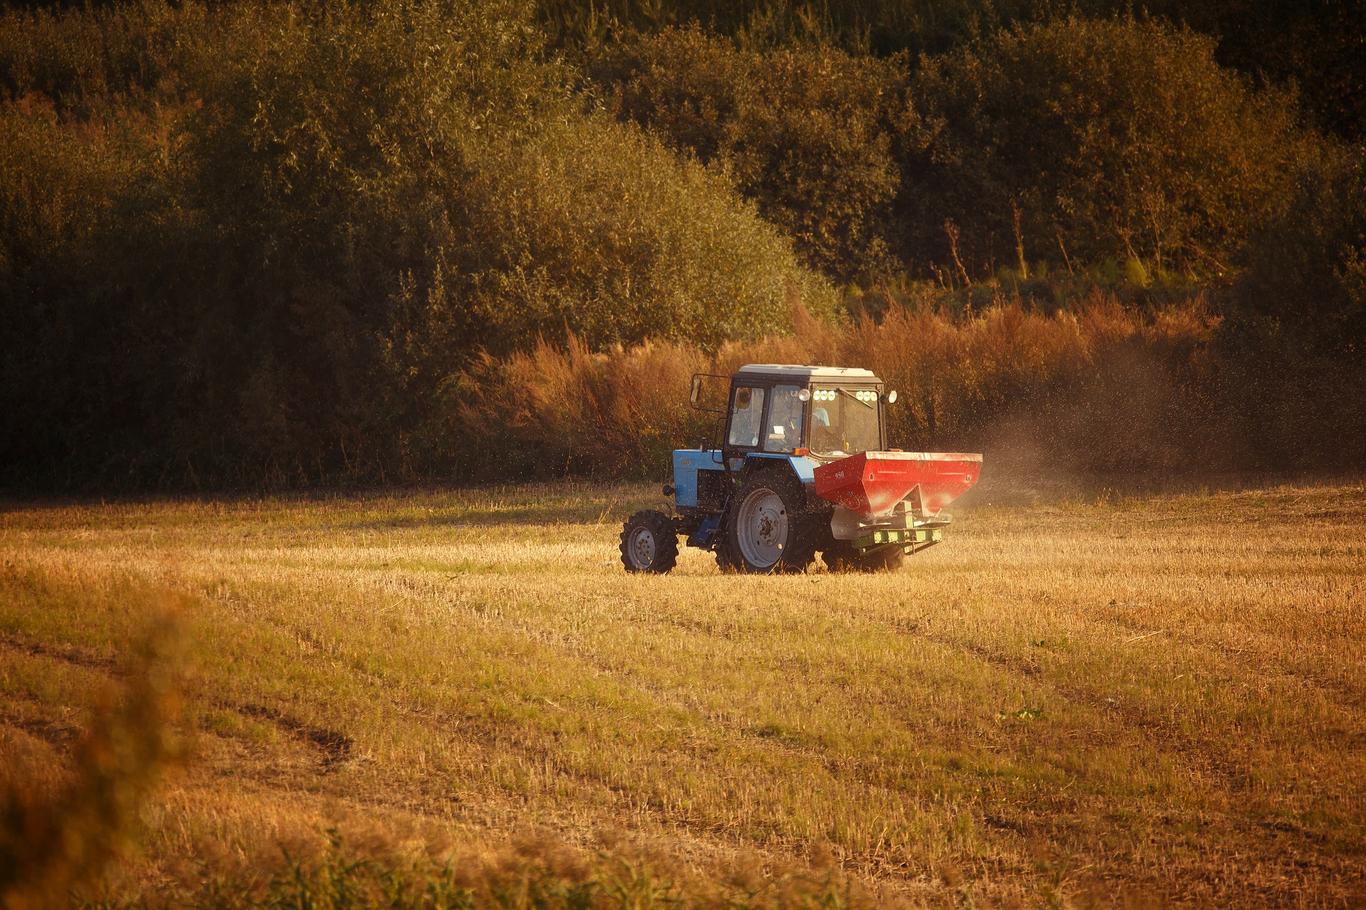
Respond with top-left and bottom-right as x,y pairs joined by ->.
0,0 -> 1361,489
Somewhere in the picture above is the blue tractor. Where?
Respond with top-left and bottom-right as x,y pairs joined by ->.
619,364 -> 982,574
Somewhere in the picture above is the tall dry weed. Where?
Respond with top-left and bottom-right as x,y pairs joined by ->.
450,337 -> 713,479
450,294 -> 1220,479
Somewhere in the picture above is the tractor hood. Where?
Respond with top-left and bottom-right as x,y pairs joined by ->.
812,451 -> 982,518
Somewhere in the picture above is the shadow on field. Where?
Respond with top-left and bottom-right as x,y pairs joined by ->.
340,494 -> 664,531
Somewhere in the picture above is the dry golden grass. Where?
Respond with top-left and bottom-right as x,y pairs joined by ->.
1,479 -> 1363,906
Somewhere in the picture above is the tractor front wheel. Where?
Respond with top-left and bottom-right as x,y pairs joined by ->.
620,510 -> 679,574
718,469 -> 817,573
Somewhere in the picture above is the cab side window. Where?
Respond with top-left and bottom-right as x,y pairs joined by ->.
727,386 -> 764,447
764,384 -> 804,453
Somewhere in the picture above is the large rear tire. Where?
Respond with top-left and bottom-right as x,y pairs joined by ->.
717,469 -> 818,573
822,541 -> 905,573
620,510 -> 679,574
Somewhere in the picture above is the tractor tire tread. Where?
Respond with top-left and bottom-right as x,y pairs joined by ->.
620,509 -> 679,574
718,467 -> 818,574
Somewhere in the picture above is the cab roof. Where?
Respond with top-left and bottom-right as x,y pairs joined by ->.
736,364 -> 880,383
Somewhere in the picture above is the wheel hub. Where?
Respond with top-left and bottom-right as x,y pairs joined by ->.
629,526 -> 656,568
736,487 -> 787,568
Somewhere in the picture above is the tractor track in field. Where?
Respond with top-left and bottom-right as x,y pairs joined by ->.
815,601 -> 1268,791
0,692 -> 84,749
0,631 -> 125,677
830,593 -> 1364,783
3,714 -> 82,749
227,701 -> 354,772
895,634 -> 1366,905
0,631 -> 354,772
798,606 -> 1261,793
428,583 -> 1267,835
1085,600 -> 1366,710
184,686 -> 862,895
920,631 -> 1257,789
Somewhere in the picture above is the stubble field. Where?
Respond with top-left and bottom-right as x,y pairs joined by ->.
1,480 -> 1363,907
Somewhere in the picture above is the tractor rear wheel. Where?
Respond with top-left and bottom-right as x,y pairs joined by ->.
718,469 -> 817,573
620,510 -> 679,574
822,542 -> 905,573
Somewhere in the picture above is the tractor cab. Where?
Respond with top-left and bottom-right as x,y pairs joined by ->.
621,364 -> 981,575
720,365 -> 888,465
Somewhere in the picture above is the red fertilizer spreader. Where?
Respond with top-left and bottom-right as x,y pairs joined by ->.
813,451 -> 983,519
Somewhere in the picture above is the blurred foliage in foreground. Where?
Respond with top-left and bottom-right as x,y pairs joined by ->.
0,606 -> 184,910
0,0 -> 1361,489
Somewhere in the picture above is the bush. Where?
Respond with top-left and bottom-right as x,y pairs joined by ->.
1227,151 -> 1366,357
546,1 -> 1366,143
591,27 -> 909,281
542,0 -> 1051,60
172,1 -> 827,482
0,1 -> 209,118
0,97 -> 184,487
0,1 -> 1355,488
0,590 -> 184,908
905,16 -> 1306,278
456,115 -> 833,350
851,294 -> 1223,472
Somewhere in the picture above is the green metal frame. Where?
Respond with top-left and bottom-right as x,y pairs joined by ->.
852,526 -> 944,555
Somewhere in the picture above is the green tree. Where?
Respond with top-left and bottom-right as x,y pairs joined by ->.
540,0 -> 1366,142
1216,149 -> 1366,471
900,16 -> 1306,278
592,26 -> 908,281
1,0 -> 830,488
1227,150 -> 1366,357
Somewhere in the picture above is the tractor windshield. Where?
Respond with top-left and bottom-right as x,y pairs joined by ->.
808,387 -> 881,456
764,384 -> 805,453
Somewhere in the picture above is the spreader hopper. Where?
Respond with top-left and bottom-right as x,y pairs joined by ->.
813,451 -> 982,518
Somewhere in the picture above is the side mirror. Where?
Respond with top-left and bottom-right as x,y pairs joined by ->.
885,389 -> 899,404
690,375 -> 702,406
